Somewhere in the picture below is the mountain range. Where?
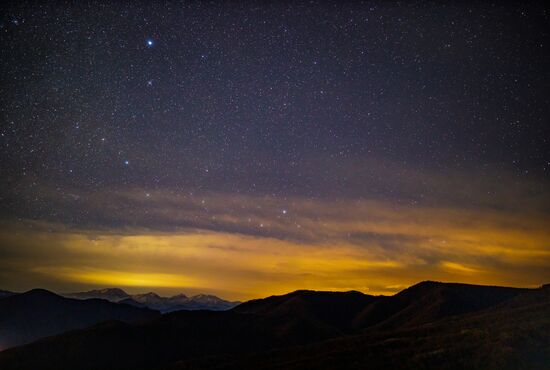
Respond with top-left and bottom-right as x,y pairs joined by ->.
0,289 -> 158,350
0,281 -> 548,369
63,288 -> 240,312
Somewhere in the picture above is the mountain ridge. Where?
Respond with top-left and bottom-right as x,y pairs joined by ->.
0,288 -> 159,350
1,281 -> 547,369
63,288 -> 240,312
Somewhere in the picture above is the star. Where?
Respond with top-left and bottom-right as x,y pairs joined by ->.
1,1 -> 548,306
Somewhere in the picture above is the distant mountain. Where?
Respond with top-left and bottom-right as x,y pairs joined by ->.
0,289 -> 159,350
2,281 -> 546,370
118,297 -> 147,308
64,288 -> 131,302
131,292 -> 172,309
64,288 -> 240,313
129,293 -> 240,312
189,294 -> 233,307
179,294 -> 241,312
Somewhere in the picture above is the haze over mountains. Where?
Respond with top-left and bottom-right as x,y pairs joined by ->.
0,287 -> 238,350
0,289 -> 158,350
64,288 -> 240,312
0,281 -> 549,369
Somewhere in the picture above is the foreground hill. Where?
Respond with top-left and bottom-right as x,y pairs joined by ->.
233,282 -> 527,332
64,288 -> 240,312
352,281 -> 528,330
0,281 -> 545,370
233,289 -> 377,333
182,284 -> 550,370
0,309 -> 337,369
0,289 -> 159,350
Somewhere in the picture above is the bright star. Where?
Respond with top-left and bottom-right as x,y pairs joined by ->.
124,160 -> 129,165
146,39 -> 154,47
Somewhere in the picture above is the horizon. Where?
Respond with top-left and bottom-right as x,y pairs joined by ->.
3,279 -> 549,302
1,2 -> 549,302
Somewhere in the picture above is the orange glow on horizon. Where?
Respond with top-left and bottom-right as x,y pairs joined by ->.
0,193 -> 548,300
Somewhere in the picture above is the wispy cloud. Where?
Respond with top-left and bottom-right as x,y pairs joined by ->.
1,178 -> 548,300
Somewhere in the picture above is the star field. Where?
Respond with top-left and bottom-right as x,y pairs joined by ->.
0,2 -> 549,298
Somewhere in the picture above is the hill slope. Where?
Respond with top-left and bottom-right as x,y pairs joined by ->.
353,281 -> 527,330
0,289 -> 159,350
0,290 -> 17,299
187,284 -> 550,370
0,282 -> 545,370
233,289 -> 377,333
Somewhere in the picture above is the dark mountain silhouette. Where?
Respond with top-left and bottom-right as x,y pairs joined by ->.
64,288 -> 240,312
118,297 -> 147,308
0,309 -> 336,370
498,282 -> 550,308
233,282 -> 527,333
183,284 -> 550,370
0,290 -> 17,299
352,281 -> 528,330
0,282 -> 547,370
233,289 -> 377,333
0,289 -> 159,350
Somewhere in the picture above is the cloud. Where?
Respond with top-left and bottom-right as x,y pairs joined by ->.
0,159 -> 548,299
0,182 -> 548,300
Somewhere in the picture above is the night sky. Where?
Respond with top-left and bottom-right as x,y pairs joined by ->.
1,2 -> 549,300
